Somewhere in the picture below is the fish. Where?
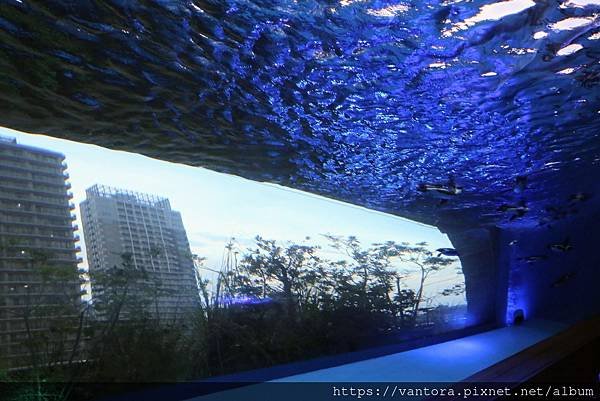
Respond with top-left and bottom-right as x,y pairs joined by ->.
551,272 -> 576,287
518,255 -> 547,264
568,192 -> 591,203
548,238 -> 573,253
508,240 -> 518,246
498,200 -> 528,220
418,181 -> 462,196
545,205 -> 569,220
436,248 -> 459,257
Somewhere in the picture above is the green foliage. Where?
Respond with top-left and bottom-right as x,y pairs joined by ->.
0,381 -> 71,401
3,235 -> 465,398
185,236 -> 464,377
0,249 -> 84,401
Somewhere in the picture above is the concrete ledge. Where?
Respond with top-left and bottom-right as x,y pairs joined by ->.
187,320 -> 566,400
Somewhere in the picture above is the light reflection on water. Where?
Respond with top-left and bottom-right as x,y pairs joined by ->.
0,0 -> 598,227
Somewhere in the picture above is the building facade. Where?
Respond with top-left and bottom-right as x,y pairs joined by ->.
80,185 -> 199,321
0,135 -> 81,368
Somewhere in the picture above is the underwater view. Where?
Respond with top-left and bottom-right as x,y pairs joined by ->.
0,0 -> 599,400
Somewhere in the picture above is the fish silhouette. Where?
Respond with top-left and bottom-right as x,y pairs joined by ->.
436,248 -> 459,257
548,237 -> 573,253
418,178 -> 462,196
518,255 -> 547,264
498,200 -> 528,220
568,192 -> 591,203
551,272 -> 577,287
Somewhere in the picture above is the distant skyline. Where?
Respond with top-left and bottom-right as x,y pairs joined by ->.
0,126 -> 463,302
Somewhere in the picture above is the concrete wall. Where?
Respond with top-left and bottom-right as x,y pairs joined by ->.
445,206 -> 600,328
500,209 -> 600,325
444,227 -> 506,326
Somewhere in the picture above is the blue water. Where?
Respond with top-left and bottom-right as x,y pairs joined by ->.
0,0 -> 598,226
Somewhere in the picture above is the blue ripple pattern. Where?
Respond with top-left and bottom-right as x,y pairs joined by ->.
0,0 -> 599,227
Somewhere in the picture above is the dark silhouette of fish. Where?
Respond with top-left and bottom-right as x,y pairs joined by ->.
436,248 -> 459,257
568,192 -> 591,203
498,200 -> 528,220
545,205 -> 569,220
548,237 -> 573,253
518,255 -> 547,264
418,178 -> 462,196
551,272 -> 577,287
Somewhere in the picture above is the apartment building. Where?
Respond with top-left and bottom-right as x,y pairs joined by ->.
80,185 -> 199,321
0,135 -> 81,368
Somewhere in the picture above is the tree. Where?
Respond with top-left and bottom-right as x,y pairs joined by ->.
84,254 -> 191,382
0,241 -> 87,401
324,237 -> 458,328
1,234 -> 467,397
234,236 -> 326,319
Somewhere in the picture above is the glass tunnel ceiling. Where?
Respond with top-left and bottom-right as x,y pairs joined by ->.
0,0 -> 599,228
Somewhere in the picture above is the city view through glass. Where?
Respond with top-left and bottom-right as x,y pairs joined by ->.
0,126 -> 467,395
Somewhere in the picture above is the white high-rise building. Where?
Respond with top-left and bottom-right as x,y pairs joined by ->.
80,184 -> 198,320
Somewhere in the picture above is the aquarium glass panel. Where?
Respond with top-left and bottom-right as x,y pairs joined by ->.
0,128 -> 474,384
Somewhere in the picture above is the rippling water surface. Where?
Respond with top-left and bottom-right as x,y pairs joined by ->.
0,0 -> 599,226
